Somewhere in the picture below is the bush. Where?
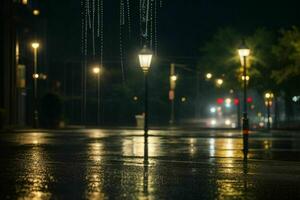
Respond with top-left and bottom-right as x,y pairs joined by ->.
40,93 -> 63,128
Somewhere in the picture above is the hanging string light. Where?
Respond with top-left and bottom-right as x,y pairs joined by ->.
154,0 -> 158,55
126,0 -> 131,37
120,0 -> 125,82
92,0 -> 96,56
149,0 -> 153,49
100,0 -> 104,65
87,0 -> 91,29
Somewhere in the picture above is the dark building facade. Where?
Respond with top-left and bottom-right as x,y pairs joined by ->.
0,0 -> 46,128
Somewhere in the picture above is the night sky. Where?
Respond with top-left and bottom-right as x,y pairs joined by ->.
45,0 -> 300,62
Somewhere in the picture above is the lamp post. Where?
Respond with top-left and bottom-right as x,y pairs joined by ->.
206,73 -> 212,80
216,78 -> 224,87
32,42 -> 40,128
138,46 -> 153,136
169,74 -> 177,125
92,66 -> 101,125
238,43 -> 250,160
264,92 -> 274,130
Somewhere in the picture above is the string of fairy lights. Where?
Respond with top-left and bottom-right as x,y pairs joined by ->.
80,0 -> 162,121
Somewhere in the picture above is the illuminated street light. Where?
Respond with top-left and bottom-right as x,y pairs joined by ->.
138,46 -> 153,136
91,65 -> 101,125
138,46 -> 153,73
238,41 -> 250,160
92,66 -> 100,74
264,92 -> 274,130
169,73 -> 178,124
216,79 -> 223,86
241,75 -> 250,81
206,73 -> 212,79
171,75 -> 177,82
31,42 -> 39,49
225,119 -> 231,126
33,9 -> 40,16
31,42 -> 40,128
210,107 -> 216,113
32,73 -> 39,79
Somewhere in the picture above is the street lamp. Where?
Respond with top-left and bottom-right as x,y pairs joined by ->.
170,74 -> 177,124
238,42 -> 250,160
264,92 -> 274,130
31,42 -> 40,128
216,78 -> 223,87
138,46 -> 153,136
92,65 -> 101,125
206,73 -> 212,80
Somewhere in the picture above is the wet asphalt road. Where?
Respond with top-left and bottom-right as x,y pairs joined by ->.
0,129 -> 300,199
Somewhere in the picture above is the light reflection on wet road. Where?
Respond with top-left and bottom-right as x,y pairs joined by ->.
0,129 -> 300,199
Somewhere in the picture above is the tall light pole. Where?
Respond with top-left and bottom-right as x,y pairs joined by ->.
264,92 -> 274,130
32,42 -> 40,128
238,43 -> 250,160
92,66 -> 101,125
169,63 -> 177,125
138,46 -> 153,136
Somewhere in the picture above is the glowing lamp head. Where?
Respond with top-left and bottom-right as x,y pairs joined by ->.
206,73 -> 212,79
92,66 -> 101,74
242,75 -> 250,81
33,73 -> 39,79
216,79 -> 223,86
238,40 -> 250,58
171,75 -> 177,82
31,42 -> 39,49
238,48 -> 250,57
33,9 -> 40,16
138,46 -> 152,72
265,92 -> 274,100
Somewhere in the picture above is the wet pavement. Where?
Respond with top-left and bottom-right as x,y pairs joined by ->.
0,129 -> 300,199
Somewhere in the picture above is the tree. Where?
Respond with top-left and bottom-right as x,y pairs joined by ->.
272,26 -> 300,85
199,27 -> 276,93
272,26 -> 300,120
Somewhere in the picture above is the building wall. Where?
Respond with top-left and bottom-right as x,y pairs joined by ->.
1,0 -> 17,126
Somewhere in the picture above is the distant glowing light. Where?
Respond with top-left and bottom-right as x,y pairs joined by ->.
210,107 -> 216,113
22,0 -> 28,5
231,123 -> 236,128
181,97 -> 187,102
92,66 -> 101,74
247,97 -> 253,103
33,9 -> 40,16
234,98 -> 239,105
241,75 -> 250,81
225,119 -> 231,126
216,79 -> 223,86
206,73 -> 212,79
238,48 -> 250,57
33,73 -> 39,79
217,98 -> 224,104
31,42 -> 40,49
259,122 -> 264,127
292,96 -> 300,102
133,96 -> 138,101
225,98 -> 231,107
171,75 -> 177,82
265,92 -> 274,99
210,119 -> 217,126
